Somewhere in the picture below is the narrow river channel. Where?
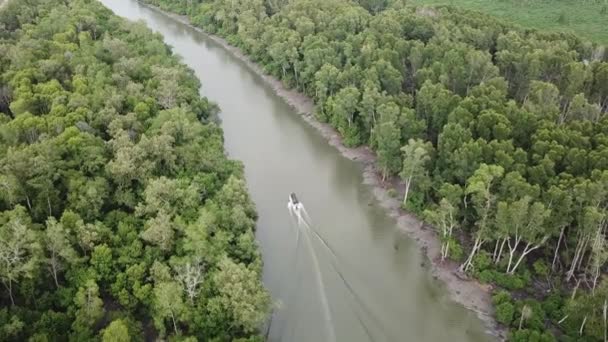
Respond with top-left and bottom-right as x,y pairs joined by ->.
99,1 -> 493,341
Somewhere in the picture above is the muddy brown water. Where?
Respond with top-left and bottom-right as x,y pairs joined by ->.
99,1 -> 493,341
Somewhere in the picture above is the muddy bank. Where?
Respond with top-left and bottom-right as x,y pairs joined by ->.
140,3 -> 505,340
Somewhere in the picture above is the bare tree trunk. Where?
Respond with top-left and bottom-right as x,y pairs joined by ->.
571,278 -> 582,300
495,238 -> 507,264
3,279 -> 14,306
403,177 -> 412,206
567,236 -> 588,281
580,315 -> 588,336
506,236 -> 521,273
593,259 -> 602,295
575,238 -> 589,272
552,227 -> 565,272
442,240 -> 450,261
603,299 -> 607,342
509,242 -> 543,274
460,236 -> 483,273
51,256 -> 59,288
170,311 -> 178,335
492,239 -> 500,261
293,65 -> 299,89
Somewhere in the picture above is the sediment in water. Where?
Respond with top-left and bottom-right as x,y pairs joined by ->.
138,3 -> 506,340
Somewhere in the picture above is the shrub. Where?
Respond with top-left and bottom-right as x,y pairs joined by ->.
492,290 -> 511,306
509,329 -> 555,342
472,251 -> 492,273
515,300 -> 545,331
532,260 -> 549,278
494,272 -> 526,290
496,302 -> 515,325
542,293 -> 564,322
448,240 -> 464,261
478,269 -> 495,284
403,192 -> 425,214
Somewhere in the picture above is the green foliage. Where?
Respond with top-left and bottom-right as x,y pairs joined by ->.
447,240 -> 464,261
541,293 -> 564,322
514,300 -> 546,331
101,319 -> 131,342
473,251 -> 492,271
532,260 -> 549,278
0,308 -> 24,340
492,290 -> 511,306
477,269 -> 529,290
509,329 -> 555,342
496,302 -> 515,325
0,0 -> 268,340
208,257 -> 271,334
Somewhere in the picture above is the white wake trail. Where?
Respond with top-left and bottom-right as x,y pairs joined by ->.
287,200 -> 335,342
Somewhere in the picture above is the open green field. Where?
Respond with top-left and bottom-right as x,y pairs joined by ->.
409,0 -> 608,44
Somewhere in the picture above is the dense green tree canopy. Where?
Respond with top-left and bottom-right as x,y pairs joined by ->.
0,0 -> 269,340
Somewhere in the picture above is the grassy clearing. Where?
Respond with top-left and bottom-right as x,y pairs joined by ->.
409,0 -> 608,44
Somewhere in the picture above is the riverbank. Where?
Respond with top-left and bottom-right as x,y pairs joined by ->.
140,3 -> 505,340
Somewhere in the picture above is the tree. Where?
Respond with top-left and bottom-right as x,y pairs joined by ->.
91,244 -> 113,282
461,164 -> 504,273
523,81 -> 561,121
359,85 -> 382,138
0,308 -> 24,340
543,186 -> 573,271
209,257 -> 270,334
375,103 -> 402,180
72,279 -> 104,339
153,281 -> 186,336
173,258 -> 205,304
399,138 -> 433,206
415,81 -> 460,144
424,197 -> 460,261
101,319 -> 131,342
518,304 -> 533,330
314,64 -> 341,104
0,206 -> 41,305
43,217 -> 78,287
329,86 -> 361,145
140,211 -> 175,252
495,197 -> 551,274
566,176 -> 608,281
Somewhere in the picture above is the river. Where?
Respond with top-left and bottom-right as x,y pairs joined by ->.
98,1 -> 493,341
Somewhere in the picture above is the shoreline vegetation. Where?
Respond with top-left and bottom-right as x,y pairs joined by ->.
140,0 -> 608,341
0,0 -> 270,340
139,2 -> 506,339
